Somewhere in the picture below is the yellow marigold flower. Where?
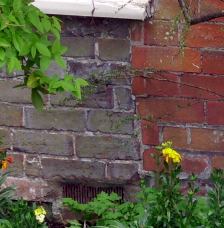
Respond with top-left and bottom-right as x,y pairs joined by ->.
162,148 -> 181,163
34,206 -> 46,224
2,160 -> 8,170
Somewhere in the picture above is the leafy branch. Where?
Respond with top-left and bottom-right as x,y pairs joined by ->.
0,0 -> 88,110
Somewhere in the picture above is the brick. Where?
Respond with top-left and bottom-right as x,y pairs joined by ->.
76,135 -> 140,160
87,110 -> 134,134
143,149 -> 157,171
24,108 -> 85,132
25,155 -> 41,177
62,37 -> 94,58
130,21 -> 143,42
46,61 -> 66,77
13,131 -> 73,156
181,75 -> 224,99
145,73 -> 180,97
4,177 -> 54,201
0,104 -> 22,127
114,87 -> 134,111
61,17 -> 130,39
154,0 -> 181,20
51,86 -> 114,109
202,51 -> 224,75
0,128 -> 11,148
141,121 -> 159,145
41,158 -> 105,181
186,24 -> 224,48
207,102 -> 224,125
68,60 -> 131,85
212,156 -> 224,169
98,39 -> 130,61
137,98 -> 205,124
107,163 -> 139,182
163,127 -> 188,148
190,128 -> 224,152
8,153 -> 24,177
132,76 -> 146,96
200,0 -> 224,18
132,46 -> 201,73
182,155 -> 209,174
144,21 -> 178,46
185,0 -> 200,17
0,80 -> 31,103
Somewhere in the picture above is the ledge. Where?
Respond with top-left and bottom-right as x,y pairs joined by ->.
33,0 -> 151,20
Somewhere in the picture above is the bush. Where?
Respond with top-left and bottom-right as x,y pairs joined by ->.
63,141 -> 224,228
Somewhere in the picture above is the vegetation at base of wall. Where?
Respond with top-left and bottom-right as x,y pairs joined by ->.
0,0 -> 88,110
0,143 -> 47,228
63,141 -> 224,228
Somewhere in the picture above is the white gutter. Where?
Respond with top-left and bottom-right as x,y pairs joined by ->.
33,0 -> 151,20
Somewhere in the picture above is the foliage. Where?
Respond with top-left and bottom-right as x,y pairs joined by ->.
0,0 -> 88,110
63,142 -> 224,228
1,200 -> 47,228
0,141 -> 47,227
63,192 -> 143,227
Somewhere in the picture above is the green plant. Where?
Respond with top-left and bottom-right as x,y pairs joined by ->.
207,169 -> 224,227
0,0 -> 88,110
63,192 -> 143,227
62,142 -> 224,228
1,200 -> 48,228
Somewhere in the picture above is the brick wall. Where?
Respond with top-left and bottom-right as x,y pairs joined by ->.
1,0 -> 224,212
132,0 -> 224,180
1,17 -> 141,204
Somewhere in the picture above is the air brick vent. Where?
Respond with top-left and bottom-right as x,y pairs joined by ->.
62,183 -> 124,203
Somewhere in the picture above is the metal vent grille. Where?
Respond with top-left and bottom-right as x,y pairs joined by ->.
62,183 -> 124,203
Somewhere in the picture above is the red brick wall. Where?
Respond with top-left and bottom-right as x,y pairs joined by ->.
131,0 -> 224,178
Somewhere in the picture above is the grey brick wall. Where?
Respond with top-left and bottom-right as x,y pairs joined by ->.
1,16 -> 141,205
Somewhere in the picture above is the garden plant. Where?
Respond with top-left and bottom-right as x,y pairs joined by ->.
64,141 -> 224,228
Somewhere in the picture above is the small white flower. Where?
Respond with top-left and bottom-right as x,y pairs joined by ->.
36,214 -> 45,224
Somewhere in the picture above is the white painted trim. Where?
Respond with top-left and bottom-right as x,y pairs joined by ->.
32,0 -> 151,20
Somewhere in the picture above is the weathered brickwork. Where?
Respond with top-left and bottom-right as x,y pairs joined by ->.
132,0 -> 224,181
1,0 -> 223,207
0,16 -> 140,203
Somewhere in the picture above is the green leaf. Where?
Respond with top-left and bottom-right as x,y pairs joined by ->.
55,55 -> 66,69
42,17 -> 51,33
28,10 -> 44,33
36,42 -> 51,57
0,48 -> 5,61
27,75 -> 39,88
0,38 -> 10,48
40,56 -> 51,71
31,89 -> 43,111
52,16 -> 61,31
31,46 -> 36,58
75,78 -> 89,87
8,56 -> 21,73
